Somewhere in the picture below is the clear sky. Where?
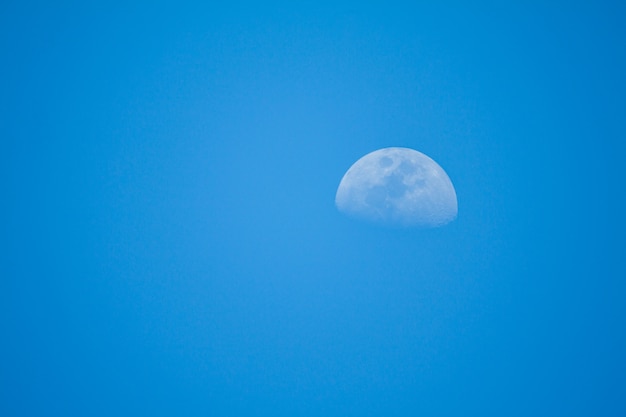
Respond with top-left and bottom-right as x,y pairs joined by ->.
2,2 -> 625,416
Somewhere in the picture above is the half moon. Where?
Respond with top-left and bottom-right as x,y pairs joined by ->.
335,147 -> 457,227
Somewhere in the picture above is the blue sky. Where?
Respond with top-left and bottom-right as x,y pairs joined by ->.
2,2 -> 625,416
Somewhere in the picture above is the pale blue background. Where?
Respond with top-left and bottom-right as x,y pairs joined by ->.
2,2 -> 625,415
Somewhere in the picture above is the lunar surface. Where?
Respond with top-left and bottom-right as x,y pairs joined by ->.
335,147 -> 457,227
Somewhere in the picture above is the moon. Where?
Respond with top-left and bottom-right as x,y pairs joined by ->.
335,147 -> 458,227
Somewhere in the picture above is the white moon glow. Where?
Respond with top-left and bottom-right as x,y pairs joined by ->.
335,147 -> 457,227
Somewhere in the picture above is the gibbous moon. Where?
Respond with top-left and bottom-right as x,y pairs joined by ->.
335,147 -> 457,227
